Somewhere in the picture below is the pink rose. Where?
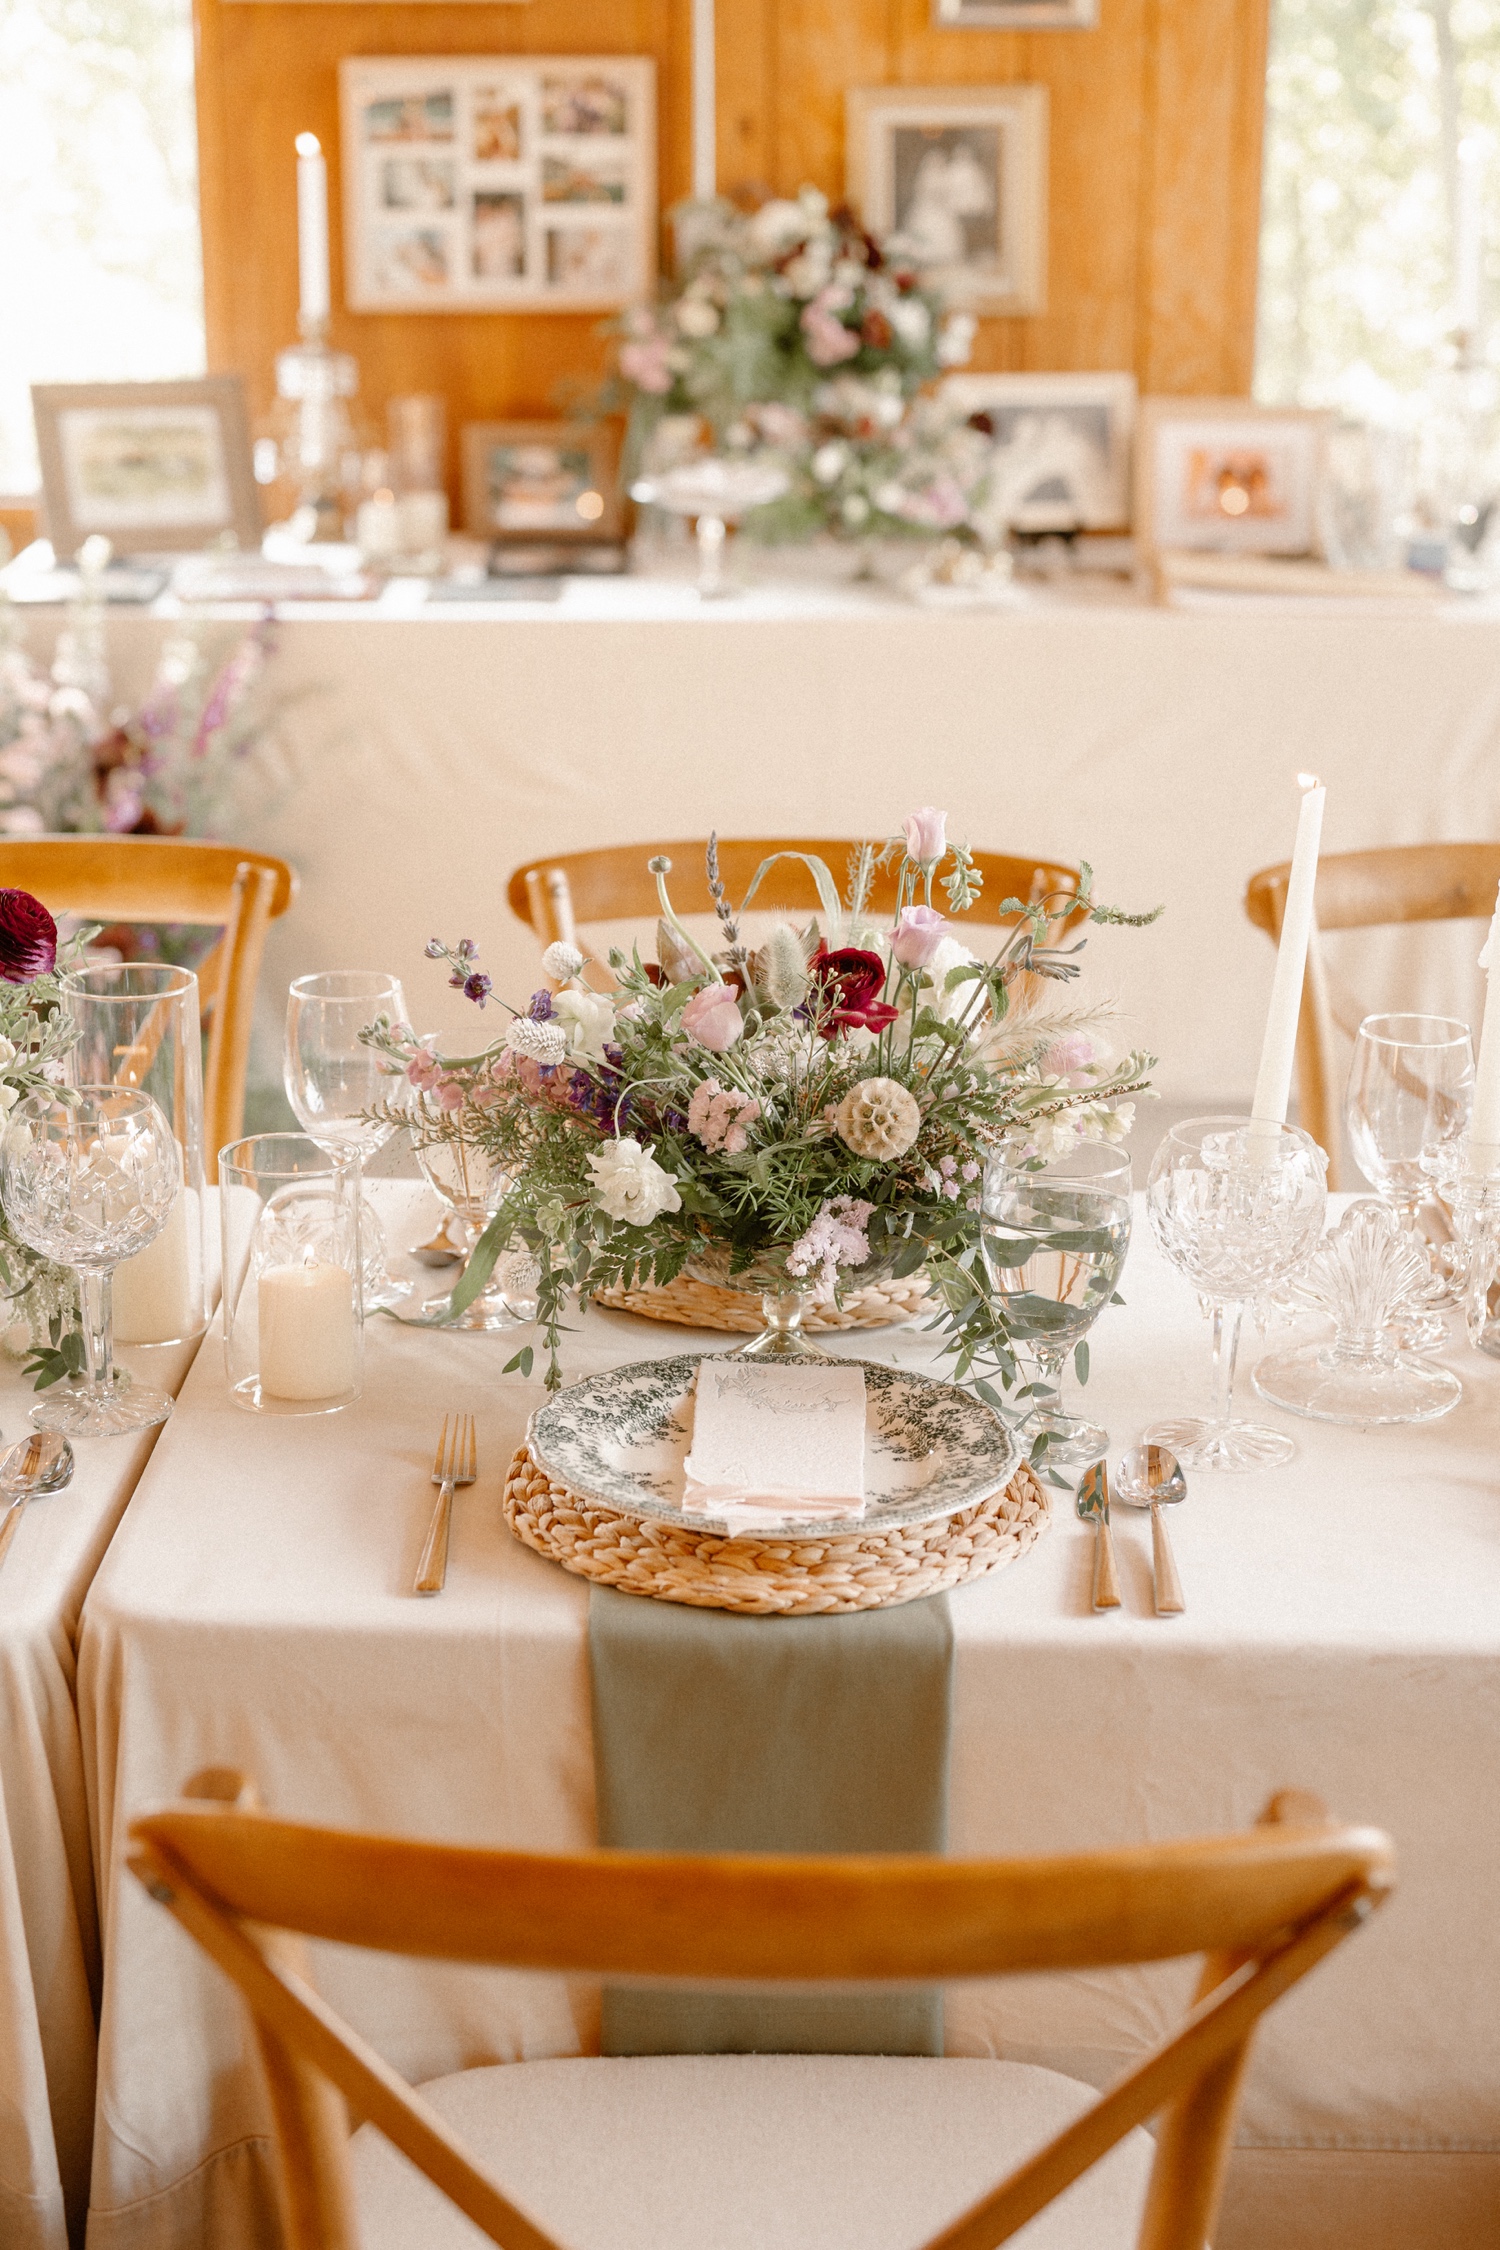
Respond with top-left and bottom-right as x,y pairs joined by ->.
892,905 -> 947,968
681,984 -> 744,1053
903,807 -> 947,867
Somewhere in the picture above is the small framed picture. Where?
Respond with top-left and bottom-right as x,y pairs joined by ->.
1135,398 -> 1330,559
933,0 -> 1097,23
845,85 -> 1048,315
340,56 -> 656,313
30,376 -> 260,557
943,370 -> 1135,530
461,421 -> 622,542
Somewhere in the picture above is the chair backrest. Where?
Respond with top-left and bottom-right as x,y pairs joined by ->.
507,839 -> 1082,955
0,836 -> 297,1157
128,1770 -> 1391,2250
1244,842 -> 1500,1188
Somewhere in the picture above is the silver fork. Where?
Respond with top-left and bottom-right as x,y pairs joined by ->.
415,1413 -> 476,1595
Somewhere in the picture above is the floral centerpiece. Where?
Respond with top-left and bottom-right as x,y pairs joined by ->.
365,814 -> 1158,1421
616,190 -> 984,546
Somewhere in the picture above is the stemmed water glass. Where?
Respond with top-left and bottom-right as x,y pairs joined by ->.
1145,1117 -> 1327,1471
285,972 -> 412,1311
2,1088 -> 181,1437
1345,1012 -> 1473,1344
980,1142 -> 1133,1467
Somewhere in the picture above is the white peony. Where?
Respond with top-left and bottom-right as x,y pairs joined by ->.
587,1138 -> 682,1226
922,937 -> 981,1025
552,988 -> 616,1063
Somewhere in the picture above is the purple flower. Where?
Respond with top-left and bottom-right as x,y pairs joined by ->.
457,938 -> 478,960
463,972 -> 492,1007
526,990 -> 554,1020
424,939 -> 445,959
0,890 -> 57,982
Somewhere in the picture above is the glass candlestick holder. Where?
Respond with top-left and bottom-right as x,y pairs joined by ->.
1451,1172 -> 1500,1357
265,338 -> 362,541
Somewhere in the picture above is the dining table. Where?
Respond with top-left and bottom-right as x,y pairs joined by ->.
0,1324 -> 206,2250
73,1182 -> 1500,2250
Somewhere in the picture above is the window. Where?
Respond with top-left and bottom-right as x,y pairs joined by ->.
1258,0 -> 1500,414
0,0 -> 204,497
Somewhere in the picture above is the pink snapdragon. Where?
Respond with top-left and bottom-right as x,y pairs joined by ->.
801,288 -> 861,367
620,332 -> 674,393
681,984 -> 744,1053
687,1077 -> 762,1155
406,1048 -> 444,1092
786,1195 -> 875,1292
892,904 -> 947,968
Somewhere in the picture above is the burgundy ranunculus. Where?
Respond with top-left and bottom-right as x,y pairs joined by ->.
806,946 -> 899,1039
0,890 -> 57,983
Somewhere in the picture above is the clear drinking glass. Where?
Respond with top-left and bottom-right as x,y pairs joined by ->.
1145,1117 -> 1327,1471
980,1142 -> 1133,1467
60,962 -> 210,1346
2,1088 -> 180,1437
220,1133 -> 363,1415
408,1106 -> 532,1330
284,971 -> 412,1311
1346,1012 -> 1473,1347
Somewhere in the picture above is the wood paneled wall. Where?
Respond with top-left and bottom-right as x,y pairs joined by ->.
194,0 -> 1271,487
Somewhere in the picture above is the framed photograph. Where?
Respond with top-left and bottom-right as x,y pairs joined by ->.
933,0 -> 1097,23
1135,398 -> 1330,559
340,56 -> 656,312
461,420 -> 622,542
30,376 -> 260,557
845,85 -> 1047,315
943,370 -> 1135,530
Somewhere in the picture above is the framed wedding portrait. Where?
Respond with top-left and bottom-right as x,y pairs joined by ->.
933,0 -> 1097,22
943,370 -> 1135,530
461,420 -> 621,542
1135,398 -> 1329,559
845,85 -> 1048,314
339,55 -> 656,312
30,375 -> 260,556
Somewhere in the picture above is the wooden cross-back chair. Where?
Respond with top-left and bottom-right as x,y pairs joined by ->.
507,840 -> 1084,958
1245,841 -> 1500,1189
129,1771 -> 1391,2250
0,836 -> 297,1156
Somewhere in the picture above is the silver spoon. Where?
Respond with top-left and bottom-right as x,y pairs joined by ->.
1113,1443 -> 1186,1616
0,1431 -> 75,1573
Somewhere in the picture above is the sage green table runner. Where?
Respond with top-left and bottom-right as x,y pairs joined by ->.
589,1584 -> 954,2057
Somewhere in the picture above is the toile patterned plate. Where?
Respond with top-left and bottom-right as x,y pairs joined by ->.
525,1351 -> 1020,1539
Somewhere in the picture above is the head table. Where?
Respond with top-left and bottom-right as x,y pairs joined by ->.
67,1182 -> 1500,2250
0,1328 -> 203,2250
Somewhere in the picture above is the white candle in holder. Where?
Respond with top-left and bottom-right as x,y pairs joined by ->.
1251,773 -> 1326,1136
296,132 -> 331,331
258,1259 -> 357,1401
1469,881 -> 1500,1173
113,1191 -> 195,1346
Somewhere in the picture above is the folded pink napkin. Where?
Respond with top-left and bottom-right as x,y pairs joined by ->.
681,1360 -> 867,1528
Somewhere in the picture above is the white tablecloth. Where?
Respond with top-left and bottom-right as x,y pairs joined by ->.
75,1187 -> 1500,2250
0,1329 -> 203,2250
49,592 -> 1500,1112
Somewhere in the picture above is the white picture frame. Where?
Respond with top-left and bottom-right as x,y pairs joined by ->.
845,85 -> 1048,316
339,55 -> 656,313
933,0 -> 1097,23
1135,398 -> 1330,559
942,370 -> 1135,530
31,376 -> 260,557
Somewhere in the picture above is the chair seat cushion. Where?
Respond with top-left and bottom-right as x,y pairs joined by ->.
350,2052 -> 1153,2250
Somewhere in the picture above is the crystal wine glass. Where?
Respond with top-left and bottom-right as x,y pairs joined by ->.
409,1104 -> 534,1331
2,1088 -> 180,1437
284,971 -> 412,1311
1346,1012 -> 1473,1342
980,1142 -> 1133,1467
1145,1117 -> 1327,1471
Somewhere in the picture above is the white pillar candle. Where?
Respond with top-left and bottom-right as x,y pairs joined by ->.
691,0 -> 716,201
114,1191 -> 195,1346
1251,774 -> 1326,1135
258,1260 -> 357,1401
1469,881 -> 1500,1173
296,132 -> 331,331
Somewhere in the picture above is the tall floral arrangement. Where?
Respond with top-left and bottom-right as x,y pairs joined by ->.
616,190 -> 980,543
365,815 -> 1158,1410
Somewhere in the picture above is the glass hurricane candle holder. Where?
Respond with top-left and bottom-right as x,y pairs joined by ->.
60,962 -> 210,1347
2,1088 -> 181,1437
220,1134 -> 362,1415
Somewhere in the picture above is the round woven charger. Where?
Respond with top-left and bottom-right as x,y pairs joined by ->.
591,1270 -> 932,1334
502,1444 -> 1049,1615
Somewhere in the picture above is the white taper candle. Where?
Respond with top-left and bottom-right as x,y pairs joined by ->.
1251,773 -> 1326,1133
296,132 -> 331,331
691,0 -> 716,201
1468,881 -> 1500,1172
